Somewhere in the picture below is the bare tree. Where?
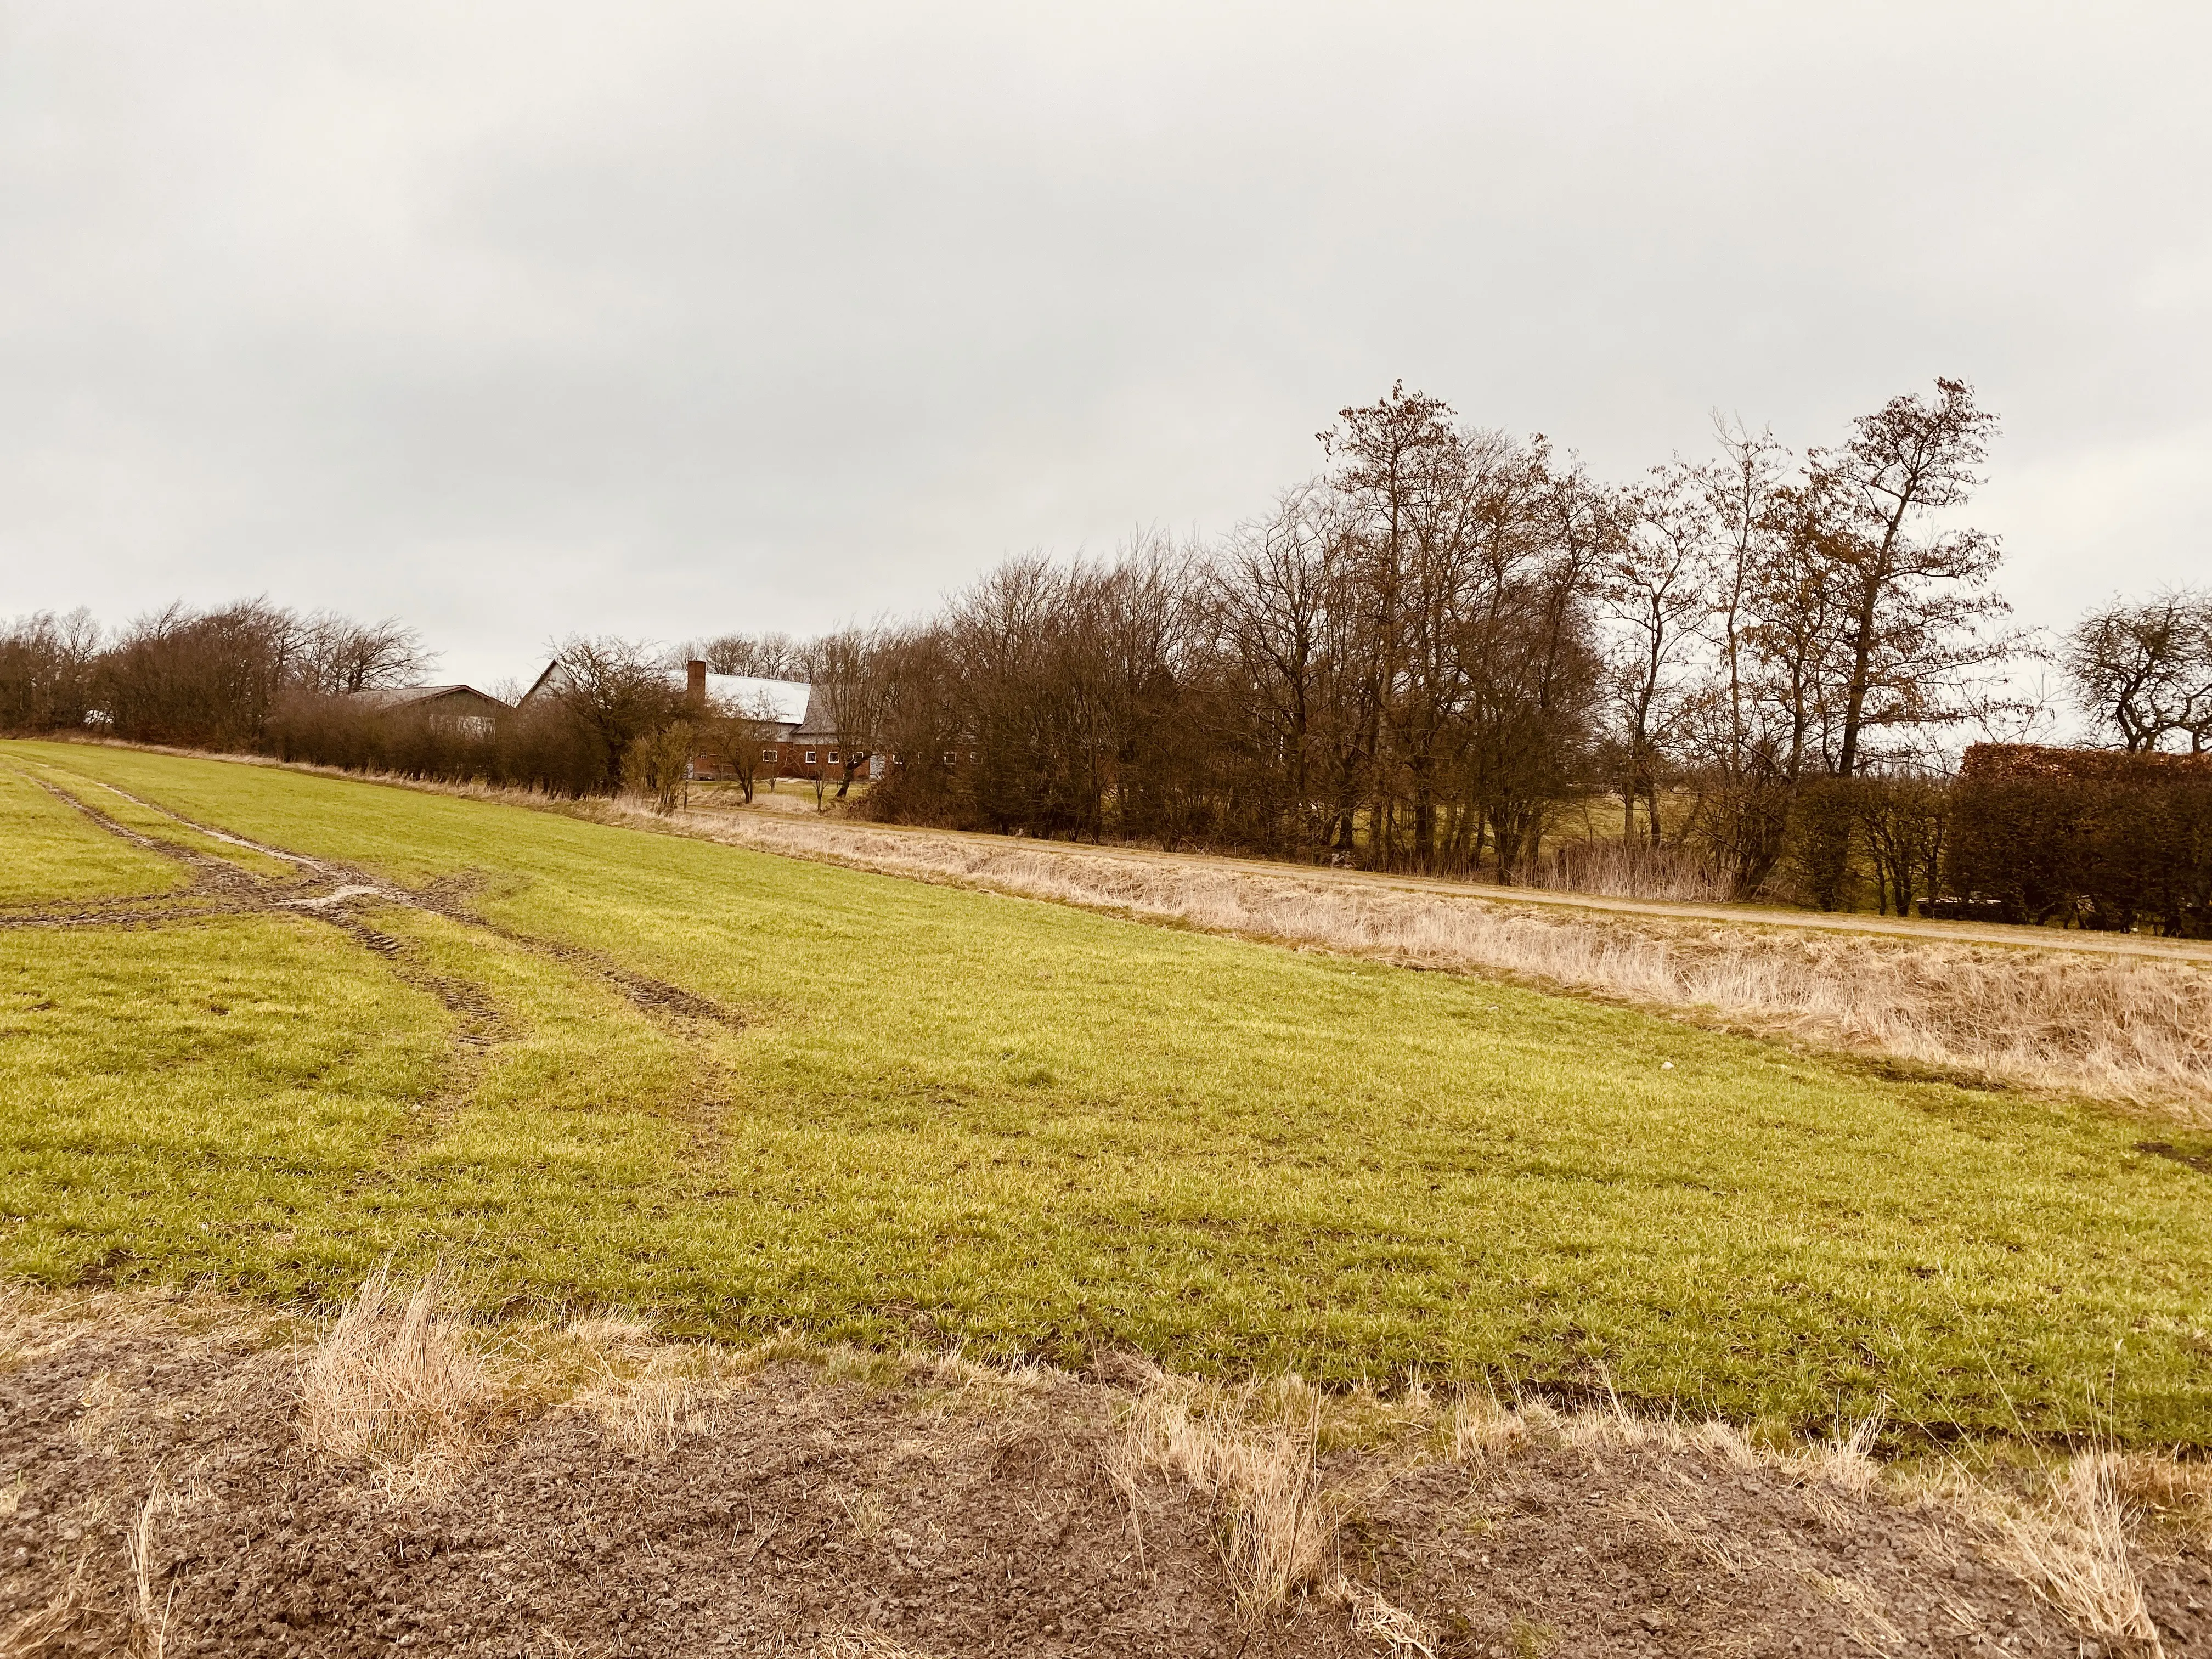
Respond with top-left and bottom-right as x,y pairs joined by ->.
1813,379 -> 2009,777
0,608 -> 103,731
1212,484 -> 1352,853
699,685 -> 789,803
1681,418 -> 1805,895
2063,588 -> 2212,753
1602,466 -> 1713,846
621,721 -> 695,812
1458,444 -> 1604,879
808,624 -> 893,798
296,613 -> 434,695
1703,417 -> 1791,782
690,632 -> 808,679
1321,382 -> 1462,867
549,635 -> 681,792
99,599 -> 303,747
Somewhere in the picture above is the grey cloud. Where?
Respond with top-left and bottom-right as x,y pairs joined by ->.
2,1 -> 2205,687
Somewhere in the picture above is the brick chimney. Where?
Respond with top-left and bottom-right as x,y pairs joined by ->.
685,659 -> 707,714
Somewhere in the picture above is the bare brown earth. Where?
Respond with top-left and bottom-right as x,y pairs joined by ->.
4,1293 -> 2207,1658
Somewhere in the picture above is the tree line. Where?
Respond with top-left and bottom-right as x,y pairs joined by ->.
708,380 -> 2203,908
6,378 -> 2209,917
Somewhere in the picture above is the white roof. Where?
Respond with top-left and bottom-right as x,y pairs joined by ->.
690,672 -> 810,725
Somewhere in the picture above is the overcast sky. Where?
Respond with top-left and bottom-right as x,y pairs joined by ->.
3,2 -> 2205,689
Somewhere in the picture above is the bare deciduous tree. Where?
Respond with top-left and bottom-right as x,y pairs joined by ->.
1603,466 -> 1712,847
549,635 -> 681,792
1812,378 -> 2008,778
100,599 -> 302,747
621,720 -> 695,812
700,685 -> 789,803
689,632 -> 807,680
2063,588 -> 2212,753
0,608 -> 103,732
296,614 -> 433,696
808,624 -> 894,798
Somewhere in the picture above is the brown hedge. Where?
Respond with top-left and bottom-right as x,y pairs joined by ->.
1942,744 -> 2212,935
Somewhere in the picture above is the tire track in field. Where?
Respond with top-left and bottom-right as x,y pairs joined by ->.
8,764 -> 744,1153
7,766 -> 533,1137
9,771 -> 290,916
324,913 -> 522,1137
10,763 -> 741,1030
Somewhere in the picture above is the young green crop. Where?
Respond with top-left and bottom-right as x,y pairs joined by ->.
5,738 -> 2210,1447
0,764 -> 185,901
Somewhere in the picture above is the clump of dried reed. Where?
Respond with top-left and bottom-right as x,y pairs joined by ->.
1328,1577 -> 1438,1657
1994,1453 -> 2166,1658
0,1579 -> 84,1659
1108,1376 -> 1339,1621
125,1479 -> 174,1659
1532,836 -> 1730,903
297,1263 -> 493,1496
1136,1368 -> 2172,1656
644,803 -> 2212,1115
564,1348 -> 714,1458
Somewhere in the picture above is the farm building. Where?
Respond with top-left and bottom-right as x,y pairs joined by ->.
344,683 -> 507,738
517,658 -> 868,782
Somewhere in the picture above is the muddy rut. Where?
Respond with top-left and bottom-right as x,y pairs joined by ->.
3,763 -> 742,1142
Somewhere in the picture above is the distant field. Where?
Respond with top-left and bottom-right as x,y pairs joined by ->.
4,738 -> 2211,1448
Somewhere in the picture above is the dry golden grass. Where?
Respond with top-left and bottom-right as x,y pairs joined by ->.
296,1262 -> 494,1498
2115,1452 -> 2212,1538
570,1360 -> 705,1458
1328,1577 -> 1440,1657
1105,1364 -> 2187,1656
0,1581 -> 83,1659
641,800 -> 2212,1115
1108,1375 -> 1339,1620
806,1632 -> 943,1659
123,1480 -> 173,1659
1994,1453 -> 2166,1658
1532,834 -> 1730,902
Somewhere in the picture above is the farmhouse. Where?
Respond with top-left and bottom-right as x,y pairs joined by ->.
672,661 -> 871,782
517,658 -> 870,782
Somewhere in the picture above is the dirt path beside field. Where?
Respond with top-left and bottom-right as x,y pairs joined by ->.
3,1290 -> 2204,1659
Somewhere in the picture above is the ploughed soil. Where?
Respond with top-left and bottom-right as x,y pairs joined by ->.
3,1294 -> 2207,1658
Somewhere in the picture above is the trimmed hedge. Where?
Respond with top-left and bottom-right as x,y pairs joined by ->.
1941,744 -> 2212,936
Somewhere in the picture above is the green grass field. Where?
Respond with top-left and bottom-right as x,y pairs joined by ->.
5,738 -> 2210,1447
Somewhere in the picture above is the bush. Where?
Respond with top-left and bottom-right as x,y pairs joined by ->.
265,692 -> 611,797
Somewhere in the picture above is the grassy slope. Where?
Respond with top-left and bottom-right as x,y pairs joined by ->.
5,739 -> 2210,1446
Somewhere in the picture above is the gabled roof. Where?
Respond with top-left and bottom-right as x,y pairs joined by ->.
518,661 -> 567,707
347,683 -> 509,712
791,687 -> 838,738
676,670 -> 810,726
